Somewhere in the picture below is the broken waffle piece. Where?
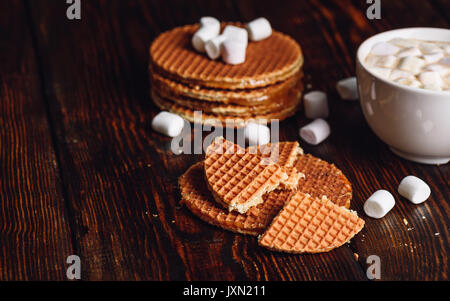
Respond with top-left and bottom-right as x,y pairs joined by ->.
204,137 -> 288,214
249,141 -> 304,167
294,154 -> 352,209
279,167 -> 304,190
179,162 -> 293,236
258,191 -> 365,254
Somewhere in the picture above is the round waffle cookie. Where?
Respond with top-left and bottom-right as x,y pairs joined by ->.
151,72 -> 304,116
179,162 -> 294,236
258,191 -> 365,254
150,70 -> 304,106
152,90 -> 302,128
294,154 -> 352,209
150,24 -> 303,90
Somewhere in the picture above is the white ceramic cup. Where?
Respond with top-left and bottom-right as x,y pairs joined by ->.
356,27 -> 450,165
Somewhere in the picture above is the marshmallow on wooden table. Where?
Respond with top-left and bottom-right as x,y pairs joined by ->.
303,91 -> 329,119
222,39 -> 247,65
299,119 -> 330,145
223,25 -> 248,46
192,17 -> 221,52
205,35 -> 227,60
246,17 -> 272,41
398,176 -> 431,204
423,52 -> 444,64
244,122 -> 270,146
336,77 -> 359,100
151,111 -> 185,137
370,42 -> 399,56
396,47 -> 421,58
363,190 -> 395,219
398,56 -> 425,74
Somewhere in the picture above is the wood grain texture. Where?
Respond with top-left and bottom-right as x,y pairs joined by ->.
0,0 -> 74,280
1,0 -> 447,280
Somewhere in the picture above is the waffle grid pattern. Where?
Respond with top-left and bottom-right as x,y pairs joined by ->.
254,142 -> 304,167
150,24 -> 303,90
294,154 -> 352,208
179,162 -> 289,236
205,138 -> 287,211
258,192 -> 365,253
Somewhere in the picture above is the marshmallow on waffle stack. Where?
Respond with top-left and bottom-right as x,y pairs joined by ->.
149,23 -> 304,127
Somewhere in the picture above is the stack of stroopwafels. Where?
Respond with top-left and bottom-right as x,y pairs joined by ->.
179,137 -> 365,254
149,23 -> 304,127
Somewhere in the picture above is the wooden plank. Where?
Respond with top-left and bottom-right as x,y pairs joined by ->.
27,0 -> 252,280
0,0 -> 74,280
26,0 -> 449,280
233,0 -> 369,280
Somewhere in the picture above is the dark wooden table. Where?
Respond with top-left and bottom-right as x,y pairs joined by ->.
1,0 -> 448,281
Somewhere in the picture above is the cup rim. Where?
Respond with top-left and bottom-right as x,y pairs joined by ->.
357,27 -> 450,96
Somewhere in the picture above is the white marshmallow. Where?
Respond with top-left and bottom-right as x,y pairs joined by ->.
370,42 -> 399,56
365,55 -> 380,67
418,71 -> 443,87
445,45 -> 450,54
151,111 -> 185,137
200,16 -> 220,30
299,119 -> 330,145
440,57 -> 450,66
205,35 -> 227,60
192,25 -> 220,52
389,38 -> 419,48
444,75 -> 450,85
395,77 -> 422,88
398,176 -> 431,204
369,67 -> 391,78
423,52 -> 444,64
419,43 -> 443,54
425,64 -> 447,74
223,25 -> 248,46
363,190 -> 395,219
222,39 -> 247,65
246,17 -> 272,41
423,84 -> 442,91
398,56 -> 426,74
244,123 -> 270,146
397,47 -> 421,58
303,91 -> 329,119
375,55 -> 398,68
336,77 -> 359,100
390,69 -> 414,81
